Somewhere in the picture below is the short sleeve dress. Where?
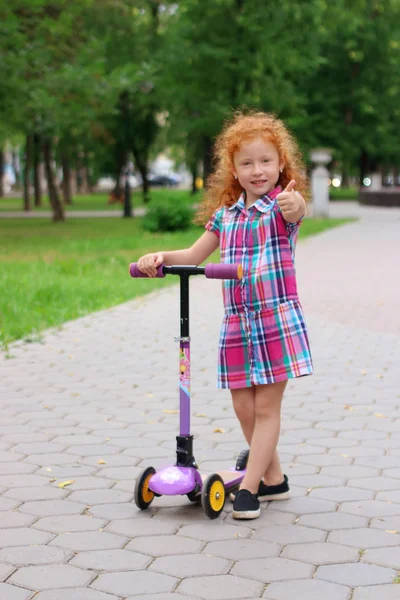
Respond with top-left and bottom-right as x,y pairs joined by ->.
205,185 -> 313,389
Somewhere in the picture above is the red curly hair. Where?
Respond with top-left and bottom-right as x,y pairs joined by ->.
196,111 -> 309,224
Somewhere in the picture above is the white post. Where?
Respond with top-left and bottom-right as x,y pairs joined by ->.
310,148 -> 332,218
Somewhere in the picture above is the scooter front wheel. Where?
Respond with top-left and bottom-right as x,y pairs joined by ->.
201,473 -> 226,519
134,466 -> 156,510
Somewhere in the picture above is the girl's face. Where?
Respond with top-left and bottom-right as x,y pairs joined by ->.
232,137 -> 283,205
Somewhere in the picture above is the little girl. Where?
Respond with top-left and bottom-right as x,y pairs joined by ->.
137,112 -> 313,519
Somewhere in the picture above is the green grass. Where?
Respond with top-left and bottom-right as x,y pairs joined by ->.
0,189 -> 196,212
329,186 -> 358,201
0,215 -> 354,349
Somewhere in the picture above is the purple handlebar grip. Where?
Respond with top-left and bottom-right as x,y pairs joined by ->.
129,263 -> 165,278
205,263 -> 242,280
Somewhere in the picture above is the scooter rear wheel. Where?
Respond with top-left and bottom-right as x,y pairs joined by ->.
201,473 -> 226,519
134,466 -> 156,510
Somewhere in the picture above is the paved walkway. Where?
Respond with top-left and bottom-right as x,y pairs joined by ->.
0,204 -> 400,600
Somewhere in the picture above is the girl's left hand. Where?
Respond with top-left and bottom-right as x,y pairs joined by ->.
276,180 -> 305,222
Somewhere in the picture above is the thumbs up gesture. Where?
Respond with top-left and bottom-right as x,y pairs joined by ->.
276,180 -> 306,223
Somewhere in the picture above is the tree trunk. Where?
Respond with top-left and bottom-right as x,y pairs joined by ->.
203,135 -> 213,185
0,148 -> 4,197
33,133 -> 42,207
23,133 -> 34,211
191,163 -> 198,195
132,146 -> 150,203
12,150 -> 21,189
43,137 -> 65,222
61,151 -> 72,205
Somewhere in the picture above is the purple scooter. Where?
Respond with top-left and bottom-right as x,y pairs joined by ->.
129,262 -> 249,519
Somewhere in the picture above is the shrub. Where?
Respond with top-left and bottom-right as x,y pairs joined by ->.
143,199 -> 194,233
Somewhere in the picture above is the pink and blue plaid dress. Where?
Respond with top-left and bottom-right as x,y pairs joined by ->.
206,185 -> 313,389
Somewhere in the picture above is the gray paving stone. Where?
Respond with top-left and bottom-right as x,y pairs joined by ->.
34,590 -> 119,600
339,500 -> 400,518
308,487 -> 373,502
362,547 -> 400,569
316,563 -> 396,586
328,527 -> 400,548
0,562 -> 15,580
89,503 -> 145,520
370,515 -> 400,531
263,578 -> 351,600
0,583 -> 33,600
34,514 -> 106,533
150,553 -> 231,578
177,574 -> 264,599
9,564 -> 94,590
232,556 -> 314,582
0,545 -> 72,566
19,500 -> 86,516
349,477 -> 400,491
204,539 -> 280,561
0,497 -> 21,511
177,523 -> 252,542
0,474 -> 49,488
0,527 -> 53,547
67,489 -> 133,505
2,486 -> 68,502
281,541 -> 360,564
253,524 -> 325,545
69,548 -> 150,571
92,570 -> 177,596
49,531 -> 127,551
126,535 -> 204,556
259,496 -> 337,514
106,518 -> 179,537
352,584 -> 400,600
0,510 -> 36,528
298,512 -> 368,530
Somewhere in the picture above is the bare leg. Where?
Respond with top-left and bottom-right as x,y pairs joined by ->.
231,385 -> 284,487
239,381 -> 287,494
231,386 -> 255,446
263,450 -> 284,485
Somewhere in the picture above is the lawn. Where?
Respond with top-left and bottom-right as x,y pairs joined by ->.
0,215 -> 354,350
0,189 -> 195,212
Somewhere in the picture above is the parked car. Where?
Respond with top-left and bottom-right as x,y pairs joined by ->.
148,173 -> 182,187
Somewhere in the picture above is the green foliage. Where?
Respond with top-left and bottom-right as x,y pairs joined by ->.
143,199 -> 194,233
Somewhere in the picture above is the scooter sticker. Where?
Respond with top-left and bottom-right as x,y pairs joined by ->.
180,347 -> 190,395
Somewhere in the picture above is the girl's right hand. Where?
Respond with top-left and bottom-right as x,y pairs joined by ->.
137,252 -> 164,277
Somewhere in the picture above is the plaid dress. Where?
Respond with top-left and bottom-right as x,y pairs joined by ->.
206,186 -> 313,389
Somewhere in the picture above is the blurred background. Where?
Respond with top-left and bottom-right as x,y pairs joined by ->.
0,0 -> 399,348
1,0 -> 399,216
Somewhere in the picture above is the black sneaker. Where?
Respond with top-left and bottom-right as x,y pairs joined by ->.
232,489 -> 260,520
230,475 -> 290,503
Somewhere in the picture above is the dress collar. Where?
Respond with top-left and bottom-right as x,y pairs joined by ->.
228,186 -> 282,213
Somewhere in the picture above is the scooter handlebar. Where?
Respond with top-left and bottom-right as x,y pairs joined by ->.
129,262 -> 242,280
129,263 -> 165,278
204,263 -> 243,280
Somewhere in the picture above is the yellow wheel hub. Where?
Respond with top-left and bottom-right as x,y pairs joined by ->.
142,474 -> 154,503
209,480 -> 225,511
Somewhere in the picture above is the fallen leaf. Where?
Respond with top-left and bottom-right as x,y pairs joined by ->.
213,428 -> 226,433
360,370 -> 367,375
340,454 -> 349,458
374,413 -> 388,418
58,480 -> 75,488
147,393 -> 154,397
45,468 -> 52,472
377,374 -> 384,379
344,405 -> 356,411
97,459 -> 106,465
386,530 -> 398,534
196,413 -> 207,418
105,437 -> 111,441
50,478 -> 56,482
163,409 -> 179,414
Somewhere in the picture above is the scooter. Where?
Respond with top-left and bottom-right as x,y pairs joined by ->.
129,262 -> 249,519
